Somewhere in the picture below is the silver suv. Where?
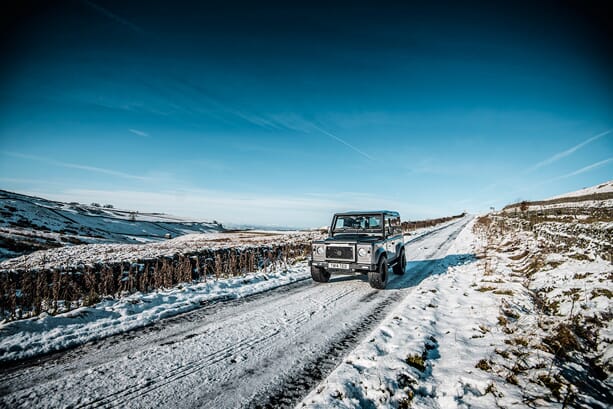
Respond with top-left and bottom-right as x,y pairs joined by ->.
309,210 -> 405,289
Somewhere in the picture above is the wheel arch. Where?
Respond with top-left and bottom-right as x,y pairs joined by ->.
374,247 -> 387,264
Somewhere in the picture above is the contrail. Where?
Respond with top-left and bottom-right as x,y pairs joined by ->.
554,157 -> 613,180
2,151 -> 151,181
310,124 -> 375,161
529,129 -> 611,171
129,129 -> 149,137
81,0 -> 146,35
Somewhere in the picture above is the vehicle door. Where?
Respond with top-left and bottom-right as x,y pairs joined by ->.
390,216 -> 404,255
384,215 -> 398,260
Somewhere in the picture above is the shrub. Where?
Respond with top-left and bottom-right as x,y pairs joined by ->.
476,359 -> 491,371
542,324 -> 580,357
405,354 -> 426,372
537,374 -> 564,400
591,288 -> 613,299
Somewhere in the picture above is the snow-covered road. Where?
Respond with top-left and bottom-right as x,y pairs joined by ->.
0,216 -> 473,409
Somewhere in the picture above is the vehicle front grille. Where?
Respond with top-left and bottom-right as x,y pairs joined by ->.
325,246 -> 354,261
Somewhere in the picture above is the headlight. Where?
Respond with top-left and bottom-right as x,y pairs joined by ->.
358,247 -> 367,257
316,246 -> 324,255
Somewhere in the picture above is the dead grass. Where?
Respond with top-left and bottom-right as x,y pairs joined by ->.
495,348 -> 510,359
0,242 -> 311,320
542,324 -> 581,358
567,253 -> 592,261
405,353 -> 426,372
505,374 -> 519,385
508,250 -> 529,261
475,359 -> 491,371
591,288 -> 613,299
507,337 -> 529,347
397,392 -> 414,408
537,374 -> 565,400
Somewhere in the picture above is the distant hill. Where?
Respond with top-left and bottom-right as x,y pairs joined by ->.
0,190 -> 223,261
547,180 -> 613,200
502,180 -> 613,215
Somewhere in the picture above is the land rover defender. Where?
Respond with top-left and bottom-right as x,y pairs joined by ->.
309,210 -> 406,289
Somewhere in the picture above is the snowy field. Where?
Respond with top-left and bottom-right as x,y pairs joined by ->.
547,180 -> 613,200
0,182 -> 610,409
0,189 -> 223,261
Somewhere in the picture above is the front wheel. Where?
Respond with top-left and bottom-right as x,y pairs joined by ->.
368,256 -> 387,289
311,266 -> 330,283
393,250 -> 406,275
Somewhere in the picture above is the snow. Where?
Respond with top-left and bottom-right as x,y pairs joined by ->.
522,199 -> 613,212
0,220 -> 451,363
299,218 -> 525,408
300,204 -> 612,408
0,218 -> 475,409
0,263 -> 311,362
548,180 -> 613,200
0,189 -> 224,262
1,186 -> 610,408
0,230 -> 320,270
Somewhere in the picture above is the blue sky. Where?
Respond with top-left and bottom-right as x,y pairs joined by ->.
1,1 -> 611,227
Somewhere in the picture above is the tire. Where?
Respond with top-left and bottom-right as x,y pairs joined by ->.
311,266 -> 330,283
368,256 -> 387,289
393,250 -> 406,275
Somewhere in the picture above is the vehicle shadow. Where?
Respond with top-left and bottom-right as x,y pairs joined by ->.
328,253 -> 476,290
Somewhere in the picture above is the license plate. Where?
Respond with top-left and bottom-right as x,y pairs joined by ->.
329,263 -> 349,269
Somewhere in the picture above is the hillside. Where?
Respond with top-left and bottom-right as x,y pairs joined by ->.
548,180 -> 613,200
0,190 -> 223,261
503,180 -> 613,218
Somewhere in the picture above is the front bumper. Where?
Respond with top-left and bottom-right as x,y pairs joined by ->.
309,259 -> 376,273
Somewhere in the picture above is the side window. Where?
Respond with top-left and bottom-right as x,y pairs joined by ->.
389,217 -> 402,234
383,215 -> 402,236
390,217 -> 402,235
384,216 -> 393,237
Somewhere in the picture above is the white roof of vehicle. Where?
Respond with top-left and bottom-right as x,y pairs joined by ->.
334,210 -> 400,217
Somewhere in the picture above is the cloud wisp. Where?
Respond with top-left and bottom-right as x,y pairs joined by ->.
553,157 -> 613,181
33,187 -> 438,227
2,151 -> 151,181
129,129 -> 149,137
81,0 -> 146,35
528,129 -> 612,172
505,157 -> 613,200
153,77 -> 376,160
309,124 -> 375,161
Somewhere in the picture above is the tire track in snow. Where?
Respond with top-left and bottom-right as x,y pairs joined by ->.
69,286 -> 360,408
0,217 -> 472,409
247,217 -> 473,408
247,291 -> 405,408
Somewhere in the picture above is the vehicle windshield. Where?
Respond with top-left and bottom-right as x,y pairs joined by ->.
332,214 -> 382,234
